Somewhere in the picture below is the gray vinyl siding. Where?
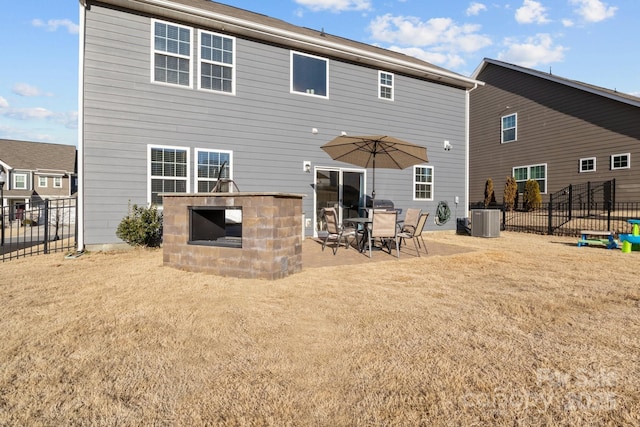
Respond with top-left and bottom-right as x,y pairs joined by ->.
470,63 -> 640,206
83,4 -> 467,245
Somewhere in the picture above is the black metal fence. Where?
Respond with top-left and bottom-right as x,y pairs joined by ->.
1,197 -> 77,262
502,201 -> 640,236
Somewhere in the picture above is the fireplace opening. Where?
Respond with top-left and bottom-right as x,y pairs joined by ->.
188,206 -> 242,248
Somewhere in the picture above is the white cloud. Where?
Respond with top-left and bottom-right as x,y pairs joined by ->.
59,111 -> 79,130
515,0 -> 550,24
387,46 -> 466,69
1,106 -> 77,129
466,2 -> 487,16
4,107 -> 55,121
368,14 -> 492,68
562,19 -> 575,27
569,0 -> 617,23
12,83 -> 53,98
498,33 -> 567,67
369,14 -> 492,53
294,0 -> 372,12
32,18 -> 79,34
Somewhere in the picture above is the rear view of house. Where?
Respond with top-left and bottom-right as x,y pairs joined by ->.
78,0 -> 481,248
469,58 -> 640,206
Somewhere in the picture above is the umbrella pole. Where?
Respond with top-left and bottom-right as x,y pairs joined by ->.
371,154 -> 376,200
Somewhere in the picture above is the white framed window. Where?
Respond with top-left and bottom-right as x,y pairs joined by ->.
198,30 -> 235,94
148,145 -> 190,206
580,157 -> 596,173
379,71 -> 394,100
152,20 -> 192,87
501,113 -> 517,143
290,51 -> 328,98
39,176 -> 48,187
53,177 -> 63,188
195,149 -> 232,192
513,163 -> 547,194
13,173 -> 28,190
611,153 -> 630,170
413,165 -> 434,201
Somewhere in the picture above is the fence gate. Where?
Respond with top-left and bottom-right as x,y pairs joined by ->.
502,180 -> 619,236
1,197 -> 77,262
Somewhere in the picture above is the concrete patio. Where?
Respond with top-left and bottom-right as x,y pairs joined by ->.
302,231 -> 473,269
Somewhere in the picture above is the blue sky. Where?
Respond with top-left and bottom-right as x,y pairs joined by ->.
0,0 -> 636,147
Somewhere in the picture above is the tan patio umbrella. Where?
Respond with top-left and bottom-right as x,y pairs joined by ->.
321,135 -> 428,199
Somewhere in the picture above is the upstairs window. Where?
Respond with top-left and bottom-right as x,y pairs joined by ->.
196,149 -> 232,192
39,176 -> 48,187
13,173 -> 28,190
53,177 -> 63,188
580,157 -> 596,173
501,113 -> 517,143
413,166 -> 434,201
611,153 -> 630,170
379,71 -> 394,100
291,51 -> 328,98
149,145 -> 189,205
153,20 -> 192,87
199,30 -> 235,94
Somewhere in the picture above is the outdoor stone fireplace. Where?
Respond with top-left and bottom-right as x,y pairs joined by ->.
162,192 -> 304,280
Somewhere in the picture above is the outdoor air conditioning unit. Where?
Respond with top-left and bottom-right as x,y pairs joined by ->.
471,209 -> 500,238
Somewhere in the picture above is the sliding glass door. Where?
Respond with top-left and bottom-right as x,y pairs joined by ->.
315,168 -> 365,234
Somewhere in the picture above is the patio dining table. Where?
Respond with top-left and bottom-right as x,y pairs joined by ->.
344,215 -> 402,254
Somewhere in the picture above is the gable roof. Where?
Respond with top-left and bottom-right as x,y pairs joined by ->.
0,139 -> 77,174
87,0 -> 481,90
473,58 -> 640,108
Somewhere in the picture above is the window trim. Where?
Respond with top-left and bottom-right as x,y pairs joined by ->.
501,113 -> 517,143
378,71 -> 394,101
13,172 -> 28,190
197,29 -> 236,95
147,144 -> 191,206
512,163 -> 547,194
53,177 -> 63,188
579,157 -> 596,173
151,19 -> 193,88
39,176 -> 48,188
195,148 -> 233,192
290,51 -> 329,98
413,165 -> 434,201
611,153 -> 630,170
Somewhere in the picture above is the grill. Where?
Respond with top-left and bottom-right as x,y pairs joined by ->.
366,199 -> 395,211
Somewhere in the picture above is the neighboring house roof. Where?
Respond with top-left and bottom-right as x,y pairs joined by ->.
473,58 -> 640,108
89,0 -> 481,90
0,139 -> 77,174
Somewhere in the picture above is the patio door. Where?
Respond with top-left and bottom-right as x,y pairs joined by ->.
314,168 -> 365,235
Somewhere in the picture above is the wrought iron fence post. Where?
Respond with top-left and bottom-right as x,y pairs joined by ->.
568,184 -> 573,221
587,181 -> 592,217
547,195 -> 553,235
606,199 -> 612,231
44,200 -> 49,254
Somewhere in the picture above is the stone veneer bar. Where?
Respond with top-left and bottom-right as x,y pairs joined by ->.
162,192 -> 304,280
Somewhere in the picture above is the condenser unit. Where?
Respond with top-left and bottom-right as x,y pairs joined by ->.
471,209 -> 500,238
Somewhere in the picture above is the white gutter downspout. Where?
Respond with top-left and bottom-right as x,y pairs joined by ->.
465,83 -> 480,219
76,0 -> 87,252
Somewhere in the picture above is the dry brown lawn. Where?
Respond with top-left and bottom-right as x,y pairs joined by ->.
1,232 -> 639,426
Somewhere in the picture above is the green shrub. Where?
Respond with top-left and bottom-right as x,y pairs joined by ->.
523,180 -> 542,211
484,178 -> 496,208
116,203 -> 163,247
503,176 -> 518,211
